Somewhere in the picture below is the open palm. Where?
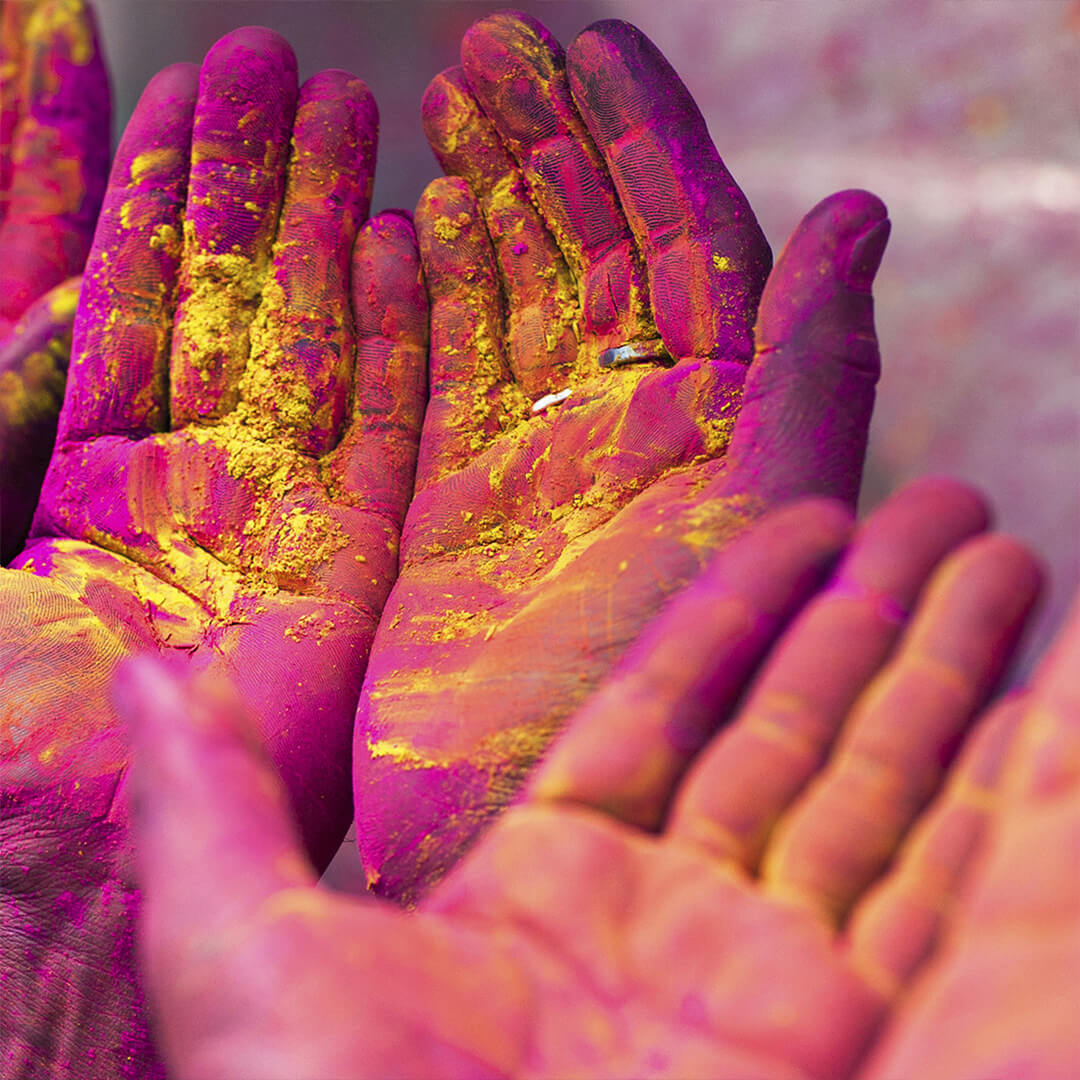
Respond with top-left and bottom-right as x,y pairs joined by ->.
0,30 -> 425,1077
125,479 -> 1057,1079
354,15 -> 891,902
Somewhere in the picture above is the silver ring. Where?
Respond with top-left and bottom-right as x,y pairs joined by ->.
531,387 -> 572,414
598,338 -> 675,370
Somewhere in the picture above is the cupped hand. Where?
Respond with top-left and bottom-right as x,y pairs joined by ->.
354,13 -> 891,902
0,29 -> 426,1077
122,477 -> 1059,1079
0,0 -> 109,560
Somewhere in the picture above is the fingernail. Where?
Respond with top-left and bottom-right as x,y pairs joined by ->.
844,216 -> 890,292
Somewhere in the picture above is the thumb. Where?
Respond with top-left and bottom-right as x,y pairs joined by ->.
114,656 -> 318,1063
722,189 -> 889,507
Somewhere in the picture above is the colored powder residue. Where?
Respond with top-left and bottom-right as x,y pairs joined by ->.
0,336 -> 68,429
128,147 -> 181,186
26,0 -> 93,67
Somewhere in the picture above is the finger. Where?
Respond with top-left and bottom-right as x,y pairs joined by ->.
413,175 -> 516,490
0,274 -> 78,562
328,210 -> 427,529
721,189 -> 890,507
114,655 -> 318,1064
567,19 -> 771,366
0,0 -> 109,328
57,62 -> 196,443
526,498 -> 854,828
461,11 -> 653,358
668,475 -> 990,868
846,695 -> 1026,998
762,533 -> 1042,921
422,66 -> 576,400
931,599 -> 1080,935
169,28 -> 298,426
239,69 -> 377,455
1001,590 -> 1080,801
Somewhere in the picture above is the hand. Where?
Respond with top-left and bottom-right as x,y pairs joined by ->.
0,29 -> 426,1076
0,0 -> 109,560
121,477 -> 1056,1079
858,602 -> 1080,1079
354,13 -> 891,902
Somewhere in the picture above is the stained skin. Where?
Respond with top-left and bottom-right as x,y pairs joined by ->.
117,480 -> 1069,1080
0,30 -> 427,1078
353,14 -> 891,905
0,0 -> 110,560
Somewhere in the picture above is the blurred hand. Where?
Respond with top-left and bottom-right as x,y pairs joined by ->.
0,29 -> 426,1077
0,0 -> 109,560
0,0 -> 106,330
122,477 -> 1064,1080
354,13 -> 892,902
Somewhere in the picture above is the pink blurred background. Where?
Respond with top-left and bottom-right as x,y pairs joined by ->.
89,1 -> 1078,887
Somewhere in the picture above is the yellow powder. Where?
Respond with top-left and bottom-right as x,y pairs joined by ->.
26,0 -> 93,66
129,147 -> 181,186
0,340 -> 68,428
432,212 -> 470,243
46,280 -> 80,321
148,223 -> 180,255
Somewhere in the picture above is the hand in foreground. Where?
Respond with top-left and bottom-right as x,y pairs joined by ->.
355,13 -> 891,901
0,29 -> 425,1077
0,0 -> 109,559
120,477 -> 1063,1079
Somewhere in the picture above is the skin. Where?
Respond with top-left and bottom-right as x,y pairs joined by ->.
0,29 -> 426,1078
0,0 -> 109,561
354,14 -> 891,903
118,477 -> 1073,1080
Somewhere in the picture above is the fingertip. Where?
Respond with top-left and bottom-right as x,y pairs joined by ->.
879,475 -> 993,535
421,65 -> 467,138
780,188 -> 891,295
140,61 -> 199,107
830,477 -> 994,611
767,496 -> 858,552
374,207 -> 414,226
567,18 -> 639,69
462,9 -> 561,66
565,18 -> 670,148
113,654 -> 254,754
203,24 -> 297,78
811,188 -> 889,228
416,173 -> 472,215
361,207 -> 418,243
414,176 -> 486,285
947,531 -> 1047,613
828,189 -> 890,292
574,16 -> 637,43
566,18 -> 654,116
701,495 -> 855,601
301,67 -> 378,131
460,10 -> 566,147
352,210 -> 425,341
112,652 -> 185,742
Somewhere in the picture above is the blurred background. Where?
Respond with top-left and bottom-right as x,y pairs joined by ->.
88,0 -> 1078,885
